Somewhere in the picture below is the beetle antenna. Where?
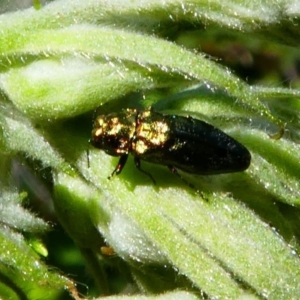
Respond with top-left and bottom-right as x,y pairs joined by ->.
86,138 -> 92,168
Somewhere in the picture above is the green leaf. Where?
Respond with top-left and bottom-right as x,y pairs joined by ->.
93,291 -> 203,300
0,0 -> 290,122
0,0 -> 300,299
0,102 -> 74,174
0,190 -> 48,233
0,191 -> 73,300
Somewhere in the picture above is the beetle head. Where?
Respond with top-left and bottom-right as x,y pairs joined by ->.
90,111 -> 136,156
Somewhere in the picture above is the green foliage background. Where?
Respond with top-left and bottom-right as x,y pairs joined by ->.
0,0 -> 300,299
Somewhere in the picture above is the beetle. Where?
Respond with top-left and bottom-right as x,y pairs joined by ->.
90,107 -> 251,184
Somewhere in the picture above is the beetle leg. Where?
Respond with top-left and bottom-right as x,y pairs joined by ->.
134,157 -> 156,185
167,165 -> 197,191
109,154 -> 128,179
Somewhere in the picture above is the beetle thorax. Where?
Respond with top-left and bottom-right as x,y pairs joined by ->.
133,120 -> 170,155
